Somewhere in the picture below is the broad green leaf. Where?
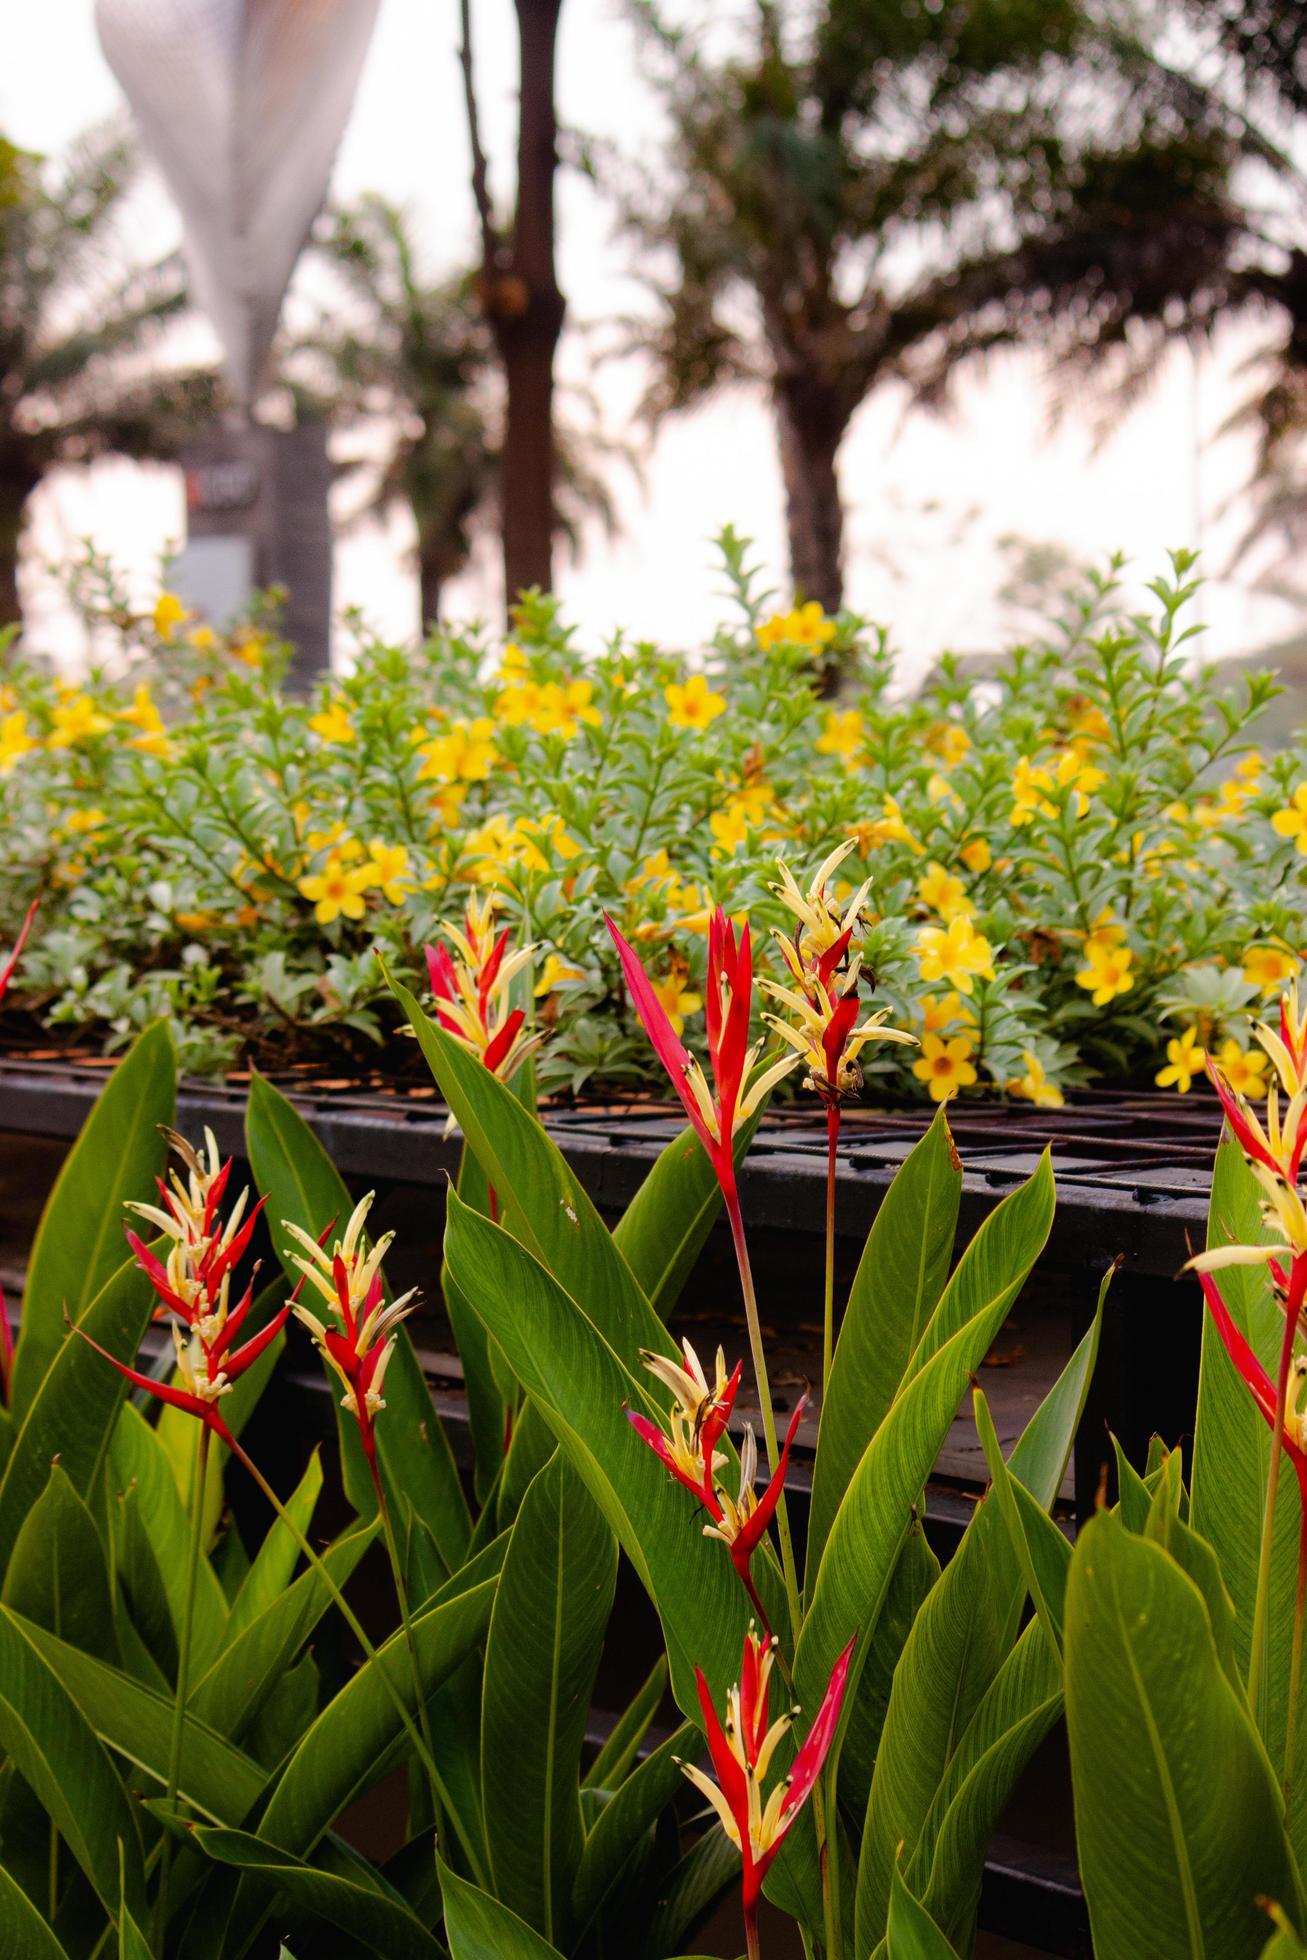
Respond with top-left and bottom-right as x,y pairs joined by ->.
973,1388 -> 1071,1656
572,1723 -> 693,1942
392,983 -> 662,1358
189,1524 -> 376,1742
0,1252 -> 152,1565
245,1069 -> 469,1570
439,1860 -> 565,1959
110,1403 -> 229,1673
11,1019 -> 173,1413
119,1897 -> 151,1960
190,1826 -> 446,1960
855,1269 -> 1102,1953
156,1278 -> 288,1539
796,1155 -> 1055,1718
808,1107 -> 961,1579
482,1454 -> 616,1945
1262,1904 -> 1307,1955
225,1451 -> 324,1637
611,1113 -> 759,1322
583,1652 -> 668,1792
839,1521 -> 940,1833
3,1463 -> 117,1661
0,1864 -> 72,1958
443,1190 -> 752,1715
1066,1511 -> 1300,1958
11,1609 -> 265,1821
887,1859 -> 960,1958
1113,1432 -> 1154,1532
1191,1137 -> 1303,1822
0,1606 -> 146,1918
627,1828 -> 738,1960
446,1141 -> 510,1503
1144,1477 -> 1242,1696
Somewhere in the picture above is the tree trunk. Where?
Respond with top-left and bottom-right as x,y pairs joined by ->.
0,481 -> 28,630
495,0 -> 566,606
418,551 -> 443,634
773,376 -> 849,614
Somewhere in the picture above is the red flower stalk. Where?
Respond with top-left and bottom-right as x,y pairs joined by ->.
1198,1269 -> 1307,1505
285,1191 -> 418,1468
703,1397 -> 807,1631
680,1626 -> 855,1951
627,1338 -> 741,1516
0,896 -> 37,1006
607,909 -> 798,1203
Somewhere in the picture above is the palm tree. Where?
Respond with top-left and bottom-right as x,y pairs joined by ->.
616,0 -> 1255,613
0,120 -> 219,624
290,194 -> 617,630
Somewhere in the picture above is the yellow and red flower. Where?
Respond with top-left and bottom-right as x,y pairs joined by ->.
424,895 -> 539,1086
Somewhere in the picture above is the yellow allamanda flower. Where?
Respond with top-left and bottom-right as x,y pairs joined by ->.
0,710 -> 37,771
816,708 -> 864,763
152,591 -> 189,641
1213,1037 -> 1268,1099
923,722 -> 971,768
914,915 -> 996,996
188,624 -> 219,652
494,676 -> 544,726
852,795 -> 923,855
305,823 -> 364,861
757,602 -> 836,651
1075,939 -> 1134,1006
1272,783 -> 1307,855
366,840 -> 414,905
416,717 -> 498,784
1008,1051 -> 1064,1108
912,1032 -> 978,1102
59,807 -> 106,837
308,697 -> 355,745
1243,944 -> 1298,994
119,683 -> 174,759
1155,1026 -> 1206,1093
512,813 -> 583,872
230,628 -> 268,668
298,851 -> 378,925
531,678 -> 602,738
916,860 -> 972,922
958,836 -> 992,874
651,959 -> 703,1036
665,673 -> 727,731
709,804 -> 752,857
534,952 -> 586,998
47,691 -> 114,749
625,848 -> 677,895
916,992 -> 976,1037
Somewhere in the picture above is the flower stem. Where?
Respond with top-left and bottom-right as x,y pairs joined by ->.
745,1902 -> 761,1960
823,1104 -> 840,1401
155,1423 -> 210,1952
725,1191 -> 802,1646
1288,1506 -> 1307,1801
371,1463 -> 443,1826
225,1432 -> 488,1886
1250,1308 -> 1297,1721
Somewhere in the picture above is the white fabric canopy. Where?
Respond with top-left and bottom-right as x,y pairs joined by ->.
96,0 -> 381,402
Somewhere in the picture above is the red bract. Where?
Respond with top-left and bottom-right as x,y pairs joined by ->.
1199,1269 -> 1307,1508
681,1627 -> 855,1936
627,1341 -> 742,1516
0,897 -> 37,1007
607,909 -> 797,1203
705,1396 -> 808,1629
74,1304 -> 288,1447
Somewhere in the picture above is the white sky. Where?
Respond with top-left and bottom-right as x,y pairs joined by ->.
3,0 -> 1301,671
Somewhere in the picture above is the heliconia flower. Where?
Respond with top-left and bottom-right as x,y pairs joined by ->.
628,1339 -> 741,1514
423,892 -> 540,1088
284,1191 -> 418,1466
769,840 -> 871,981
679,1626 -> 855,1938
703,1397 -> 807,1627
762,975 -> 915,1105
607,908 -> 799,1202
1196,1268 -> 1307,1507
1259,978 -> 1307,1100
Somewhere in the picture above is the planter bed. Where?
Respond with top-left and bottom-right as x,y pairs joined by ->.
0,1054 -> 1216,1959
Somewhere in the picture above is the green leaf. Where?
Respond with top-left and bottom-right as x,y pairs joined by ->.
1113,1432 -> 1154,1532
611,1114 -> 758,1322
119,1896 -> 152,1960
838,1521 -> 940,1833
973,1387 -> 1071,1657
855,1267 -> 1103,1953
583,1653 -> 668,1792
245,1069 -> 469,1570
225,1451 -> 324,1637
442,1190 -> 751,1716
0,1863 -> 72,1958
0,1251 -> 153,1565
796,1154 -> 1055,1720
572,1723 -> 694,1943
10,1608 -> 265,1821
446,1142 -> 510,1504
482,1454 -> 616,1945
887,1859 -> 960,1958
189,1826 -> 446,1960
0,1606 -> 146,1919
110,1403 -> 229,1673
392,982 -> 661,1359
808,1106 -> 961,1579
10,1020 -> 173,1414
1065,1510 -> 1301,1958
2,1463 -> 117,1661
188,1523 -> 376,1744
1261,1903 -> 1307,1955
439,1860 -> 566,1959
1144,1477 -> 1242,1697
